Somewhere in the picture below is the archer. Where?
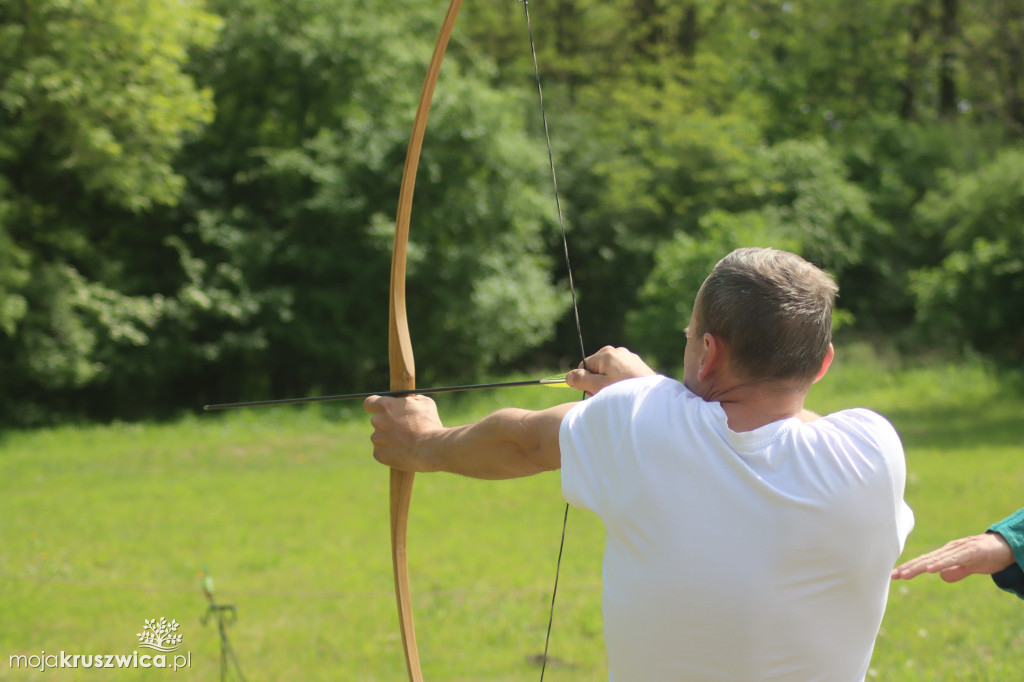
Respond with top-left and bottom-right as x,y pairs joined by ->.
366,246 -> 913,680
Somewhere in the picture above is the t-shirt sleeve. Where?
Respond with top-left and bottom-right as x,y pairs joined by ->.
870,411 -> 915,552
824,408 -> 915,553
559,377 -> 655,515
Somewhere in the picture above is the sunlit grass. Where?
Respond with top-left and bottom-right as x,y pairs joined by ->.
1,349 -> 1022,679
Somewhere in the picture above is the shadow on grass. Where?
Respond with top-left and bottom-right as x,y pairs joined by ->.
886,399 -> 1024,451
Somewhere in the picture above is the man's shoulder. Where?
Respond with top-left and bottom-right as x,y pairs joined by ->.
566,374 -> 692,425
821,407 -> 897,431
589,374 -> 682,401
815,407 -> 903,458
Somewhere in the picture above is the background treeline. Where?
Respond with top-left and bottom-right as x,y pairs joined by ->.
1,0 -> 1022,425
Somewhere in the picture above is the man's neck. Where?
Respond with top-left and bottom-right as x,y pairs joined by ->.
705,381 -> 813,432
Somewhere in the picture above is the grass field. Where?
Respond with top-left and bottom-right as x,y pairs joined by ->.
1,344 -> 1023,680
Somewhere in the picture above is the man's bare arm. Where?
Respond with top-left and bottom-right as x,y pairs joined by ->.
364,345 -> 657,479
365,395 -> 576,479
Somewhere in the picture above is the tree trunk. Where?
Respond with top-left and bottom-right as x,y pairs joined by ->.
938,0 -> 958,119
900,1 -> 928,120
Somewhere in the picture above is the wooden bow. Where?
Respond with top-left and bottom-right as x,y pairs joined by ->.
388,0 -> 464,679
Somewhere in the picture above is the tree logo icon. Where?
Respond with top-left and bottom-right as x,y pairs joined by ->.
136,617 -> 184,652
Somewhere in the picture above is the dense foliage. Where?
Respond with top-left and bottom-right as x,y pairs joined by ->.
1,0 -> 1022,424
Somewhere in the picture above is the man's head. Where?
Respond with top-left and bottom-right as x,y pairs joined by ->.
689,247 -> 837,385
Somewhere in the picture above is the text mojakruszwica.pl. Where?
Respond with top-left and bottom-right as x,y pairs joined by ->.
9,651 -> 191,672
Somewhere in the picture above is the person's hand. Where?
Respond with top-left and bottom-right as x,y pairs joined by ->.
363,394 -> 444,471
891,532 -> 1016,583
565,346 -> 656,397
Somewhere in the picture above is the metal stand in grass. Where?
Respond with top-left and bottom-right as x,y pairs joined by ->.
199,569 -> 247,682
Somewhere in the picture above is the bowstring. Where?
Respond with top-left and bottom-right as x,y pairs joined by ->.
521,0 -> 586,366
520,2 -> 587,679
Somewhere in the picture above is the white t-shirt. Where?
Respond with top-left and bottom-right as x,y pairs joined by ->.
559,375 -> 914,682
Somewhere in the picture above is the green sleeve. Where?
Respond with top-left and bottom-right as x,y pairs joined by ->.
988,507 -> 1024,600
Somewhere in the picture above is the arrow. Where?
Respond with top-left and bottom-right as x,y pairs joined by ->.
203,375 -> 570,411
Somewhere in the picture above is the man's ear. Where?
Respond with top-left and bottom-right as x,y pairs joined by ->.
812,343 -> 835,384
698,332 -> 721,381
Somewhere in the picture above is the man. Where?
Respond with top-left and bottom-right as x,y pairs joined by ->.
366,247 -> 914,680
892,507 -> 1024,598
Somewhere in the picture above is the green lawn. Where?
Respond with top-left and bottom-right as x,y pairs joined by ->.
1,347 -> 1022,680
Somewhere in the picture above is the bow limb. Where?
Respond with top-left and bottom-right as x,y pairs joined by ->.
389,1 -> 464,680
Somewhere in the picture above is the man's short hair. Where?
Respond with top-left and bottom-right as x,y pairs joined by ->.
694,247 -> 838,383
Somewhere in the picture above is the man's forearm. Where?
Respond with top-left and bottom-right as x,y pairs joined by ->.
421,404 -> 575,480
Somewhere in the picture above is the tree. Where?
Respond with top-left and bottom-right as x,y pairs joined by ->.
910,149 -> 1024,360
958,1 -> 1024,133
0,0 -> 220,423
625,140 -> 869,368
167,0 -> 570,404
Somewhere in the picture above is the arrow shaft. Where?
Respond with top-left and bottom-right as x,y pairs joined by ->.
203,377 -> 568,411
